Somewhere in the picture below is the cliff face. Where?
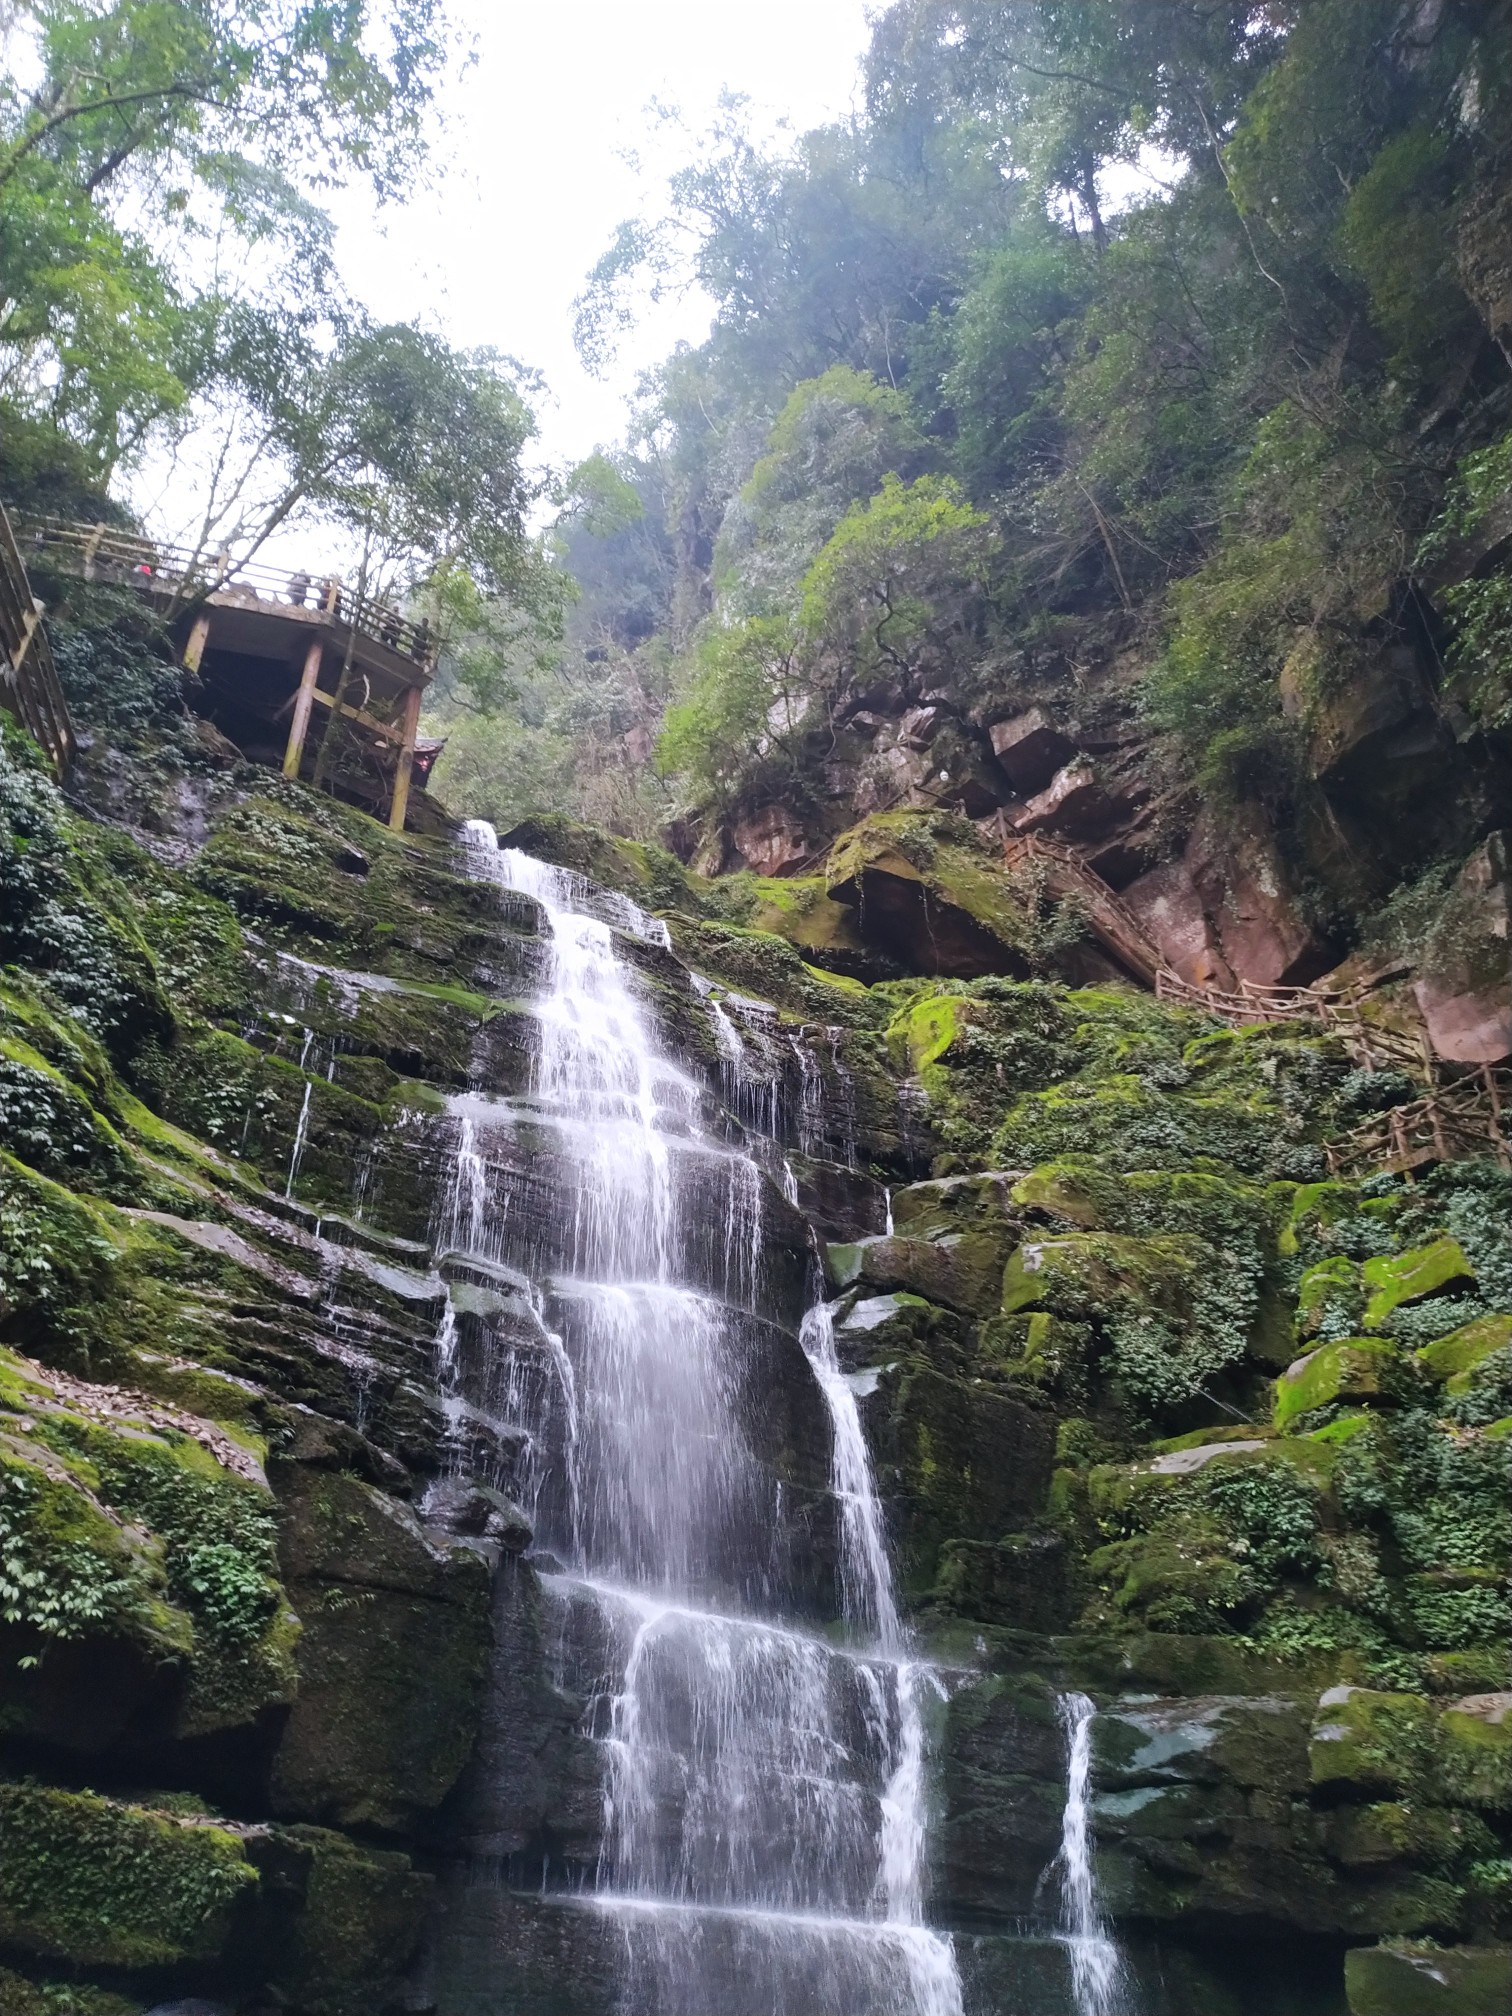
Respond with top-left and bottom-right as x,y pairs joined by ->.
691,620 -> 1512,1072
1,699 -> 1509,2016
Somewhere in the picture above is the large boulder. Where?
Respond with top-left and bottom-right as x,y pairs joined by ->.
267,1459 -> 492,1833
825,812 -> 1032,978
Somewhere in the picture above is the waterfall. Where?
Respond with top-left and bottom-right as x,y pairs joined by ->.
1056,1691 -> 1128,2016
446,820 -> 962,2016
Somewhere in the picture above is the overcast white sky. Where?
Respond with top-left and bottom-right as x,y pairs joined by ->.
331,0 -> 877,477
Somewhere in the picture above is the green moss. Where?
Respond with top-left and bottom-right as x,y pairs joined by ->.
0,1968 -> 141,2016
0,1781 -> 255,1967
1345,1942 -> 1512,2016
1439,1705 -> 1512,1812
1363,1238 -> 1477,1329
1275,1338 -> 1409,1430
1418,1315 -> 1512,1385
264,1824 -> 430,2015
1310,1687 -> 1438,1795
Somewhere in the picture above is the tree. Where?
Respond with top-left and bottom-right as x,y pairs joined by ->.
0,1 -> 456,486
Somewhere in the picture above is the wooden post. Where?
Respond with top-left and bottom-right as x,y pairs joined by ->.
181,611 -> 211,674
388,681 -> 424,832
283,635 -> 323,780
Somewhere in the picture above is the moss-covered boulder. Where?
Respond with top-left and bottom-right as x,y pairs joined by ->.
1274,1338 -> 1411,1429
1310,1687 -> 1439,1796
1418,1314 -> 1512,1386
0,1782 -> 256,1968
829,1230 -> 1008,1317
1345,1942 -> 1512,2015
863,1361 -> 1056,1594
268,1459 -> 492,1832
826,811 -> 1034,978
1362,1237 -> 1477,1329
831,1290 -> 968,1371
247,1823 -> 431,2016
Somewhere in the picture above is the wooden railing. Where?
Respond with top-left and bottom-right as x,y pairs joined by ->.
1000,826 -> 1162,986
0,504 -> 75,774
1323,1067 -> 1512,1178
17,516 -> 437,673
1157,964 -> 1433,1078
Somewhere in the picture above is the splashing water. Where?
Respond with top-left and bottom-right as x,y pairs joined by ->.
1056,1691 -> 1129,2016
441,821 -> 961,2016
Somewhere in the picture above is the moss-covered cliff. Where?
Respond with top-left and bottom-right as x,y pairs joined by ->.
1,676 -> 1508,2015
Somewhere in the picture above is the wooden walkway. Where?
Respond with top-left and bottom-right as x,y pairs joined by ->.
1324,1067 -> 1512,1178
1001,823 -> 1507,1177
19,517 -> 436,672
1155,965 -> 1432,1077
0,504 -> 75,774
999,825 -> 1162,986
20,515 -> 435,830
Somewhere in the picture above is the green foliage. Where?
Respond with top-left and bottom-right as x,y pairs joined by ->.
1422,432 -> 1512,731
0,1 -> 455,474
799,473 -> 992,669
0,1459 -> 146,1642
714,366 -> 928,617
1142,401 -> 1411,803
0,1781 -> 255,1968
657,616 -> 808,802
0,725 -> 173,1060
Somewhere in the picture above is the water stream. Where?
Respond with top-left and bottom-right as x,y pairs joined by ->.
447,820 -> 963,2015
1056,1692 -> 1128,2016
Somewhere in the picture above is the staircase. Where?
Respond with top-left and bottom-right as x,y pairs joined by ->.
999,825 -> 1162,986
0,503 -> 74,775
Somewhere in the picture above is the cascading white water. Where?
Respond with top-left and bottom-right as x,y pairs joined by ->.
447,819 -> 963,2016
1056,1692 -> 1128,2016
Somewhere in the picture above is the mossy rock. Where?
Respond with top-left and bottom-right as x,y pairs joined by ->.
1275,1338 -> 1411,1430
1321,1800 -> 1468,1871
1345,1942 -> 1512,2016
268,1464 -> 492,1831
831,1289 -> 968,1372
865,1362 -> 1056,1591
981,1310 -> 1095,1396
1296,1253 -> 1365,1339
0,1969 -> 140,2016
1417,1314 -> 1512,1386
1002,1229 -> 1203,1324
830,1229 -> 1010,1317
251,1823 -> 431,2016
499,813 -> 703,917
742,875 -> 901,981
1438,1697 -> 1512,1810
1310,1686 -> 1437,1796
0,1781 -> 256,1968
825,811 -> 1033,979
1362,1237 -> 1477,1329
929,1532 -> 1070,1630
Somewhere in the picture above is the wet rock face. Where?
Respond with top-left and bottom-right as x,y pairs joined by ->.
5,708 -> 1509,2016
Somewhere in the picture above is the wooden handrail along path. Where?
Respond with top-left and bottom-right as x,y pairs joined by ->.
1324,1067 -> 1512,1179
999,825 -> 1162,988
0,504 -> 75,774
18,515 -> 436,831
1003,820 -> 1508,1178
18,516 -> 438,673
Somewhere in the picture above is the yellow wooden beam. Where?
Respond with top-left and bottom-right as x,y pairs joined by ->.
388,683 -> 424,831
282,636 -> 323,778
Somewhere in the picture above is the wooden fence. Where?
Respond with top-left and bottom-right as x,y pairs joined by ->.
1323,1067 -> 1511,1178
1000,826 -> 1162,986
17,516 -> 437,673
0,504 -> 75,774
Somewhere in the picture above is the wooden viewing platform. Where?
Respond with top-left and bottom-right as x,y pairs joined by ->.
0,505 -> 75,774
19,517 -> 441,831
